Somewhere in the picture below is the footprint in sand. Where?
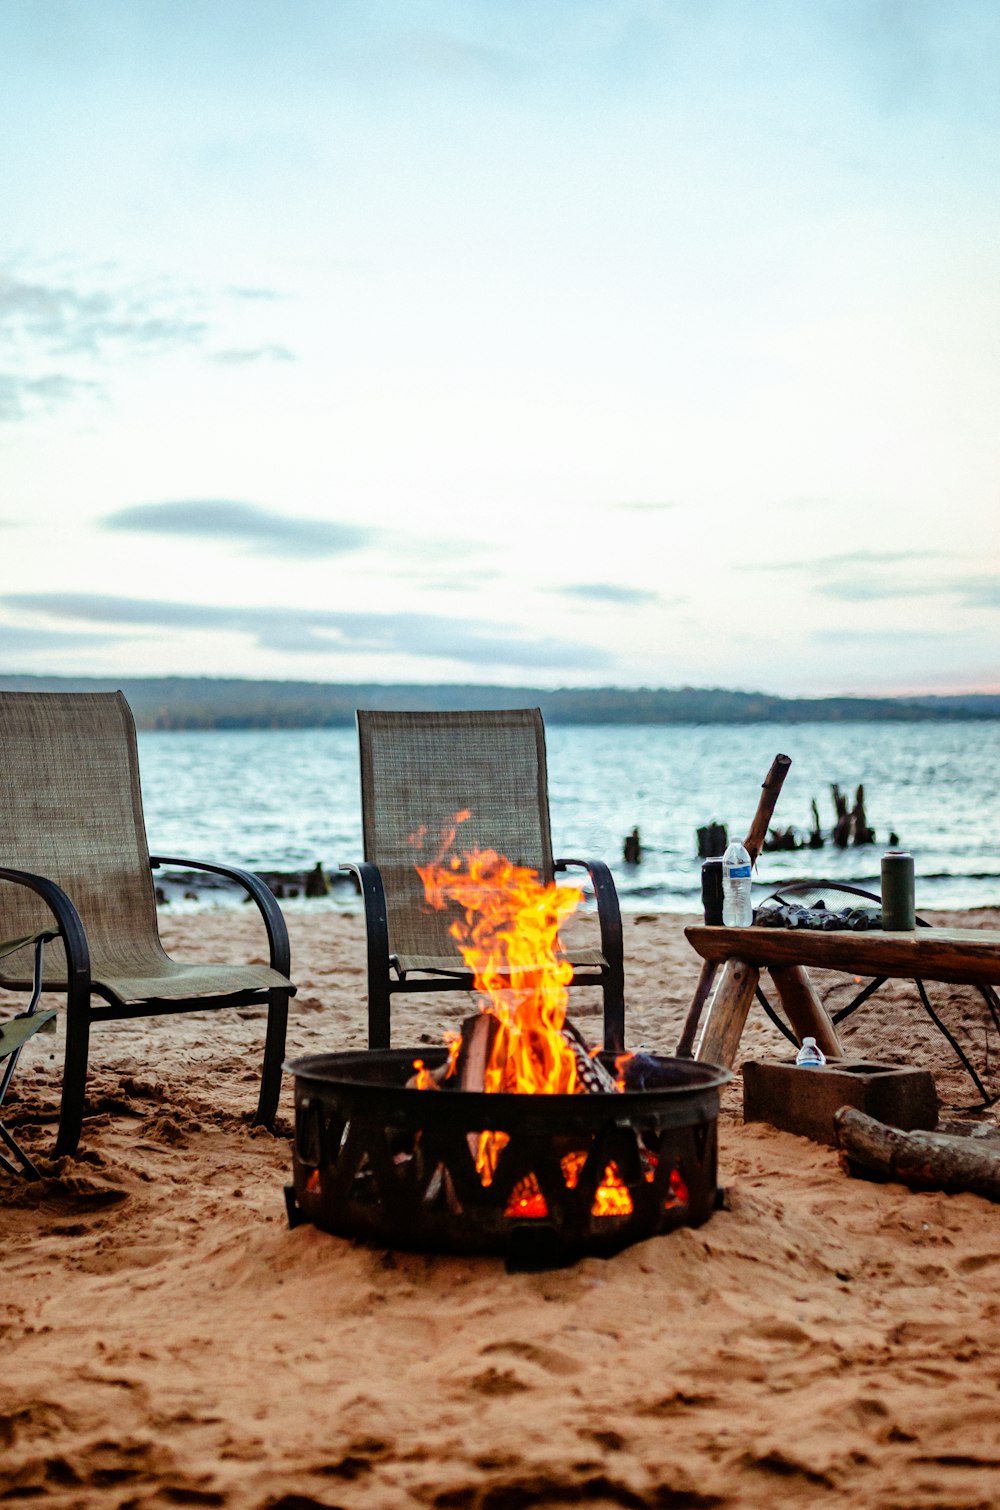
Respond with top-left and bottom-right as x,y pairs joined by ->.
957,1251 -> 1000,1273
478,1338 -> 583,1376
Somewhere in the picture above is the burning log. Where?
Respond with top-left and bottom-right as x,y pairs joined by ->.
561,1019 -> 619,1094
835,1108 -> 1000,1202
410,1010 -> 619,1096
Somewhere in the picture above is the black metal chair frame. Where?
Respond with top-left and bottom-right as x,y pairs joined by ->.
0,933 -> 57,1177
343,856 -> 625,1054
754,879 -> 1000,1106
0,857 -> 291,1158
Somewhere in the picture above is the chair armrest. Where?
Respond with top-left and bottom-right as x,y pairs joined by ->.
150,856 -> 291,979
340,861 -> 391,972
554,857 -> 624,967
0,867 -> 91,994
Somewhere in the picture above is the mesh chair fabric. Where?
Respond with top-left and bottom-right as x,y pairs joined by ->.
358,708 -> 593,972
0,692 -> 287,1003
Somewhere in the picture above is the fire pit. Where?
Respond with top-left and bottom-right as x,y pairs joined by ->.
284,1047 -> 730,1270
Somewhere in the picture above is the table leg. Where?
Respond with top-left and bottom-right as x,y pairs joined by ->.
695,959 -> 760,1069
768,965 -> 842,1059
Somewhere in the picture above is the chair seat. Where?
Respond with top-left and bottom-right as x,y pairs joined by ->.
393,946 -> 607,979
0,956 -> 290,1007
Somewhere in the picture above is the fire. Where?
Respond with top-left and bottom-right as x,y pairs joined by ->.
412,821 -> 633,1219
416,838 -> 584,1097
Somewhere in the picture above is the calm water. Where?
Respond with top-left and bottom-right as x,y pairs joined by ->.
136,721 -> 1000,914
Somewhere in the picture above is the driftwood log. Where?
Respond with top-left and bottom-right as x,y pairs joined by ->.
835,1107 -> 1000,1202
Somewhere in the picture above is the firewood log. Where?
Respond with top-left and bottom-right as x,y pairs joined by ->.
457,1011 -> 500,1092
560,1019 -> 620,1093
835,1107 -> 1000,1202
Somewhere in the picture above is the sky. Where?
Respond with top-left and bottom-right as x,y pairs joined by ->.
2,0 -> 998,697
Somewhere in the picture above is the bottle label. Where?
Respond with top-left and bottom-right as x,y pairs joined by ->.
726,864 -> 751,879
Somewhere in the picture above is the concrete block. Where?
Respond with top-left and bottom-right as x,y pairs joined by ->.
742,1059 -> 939,1147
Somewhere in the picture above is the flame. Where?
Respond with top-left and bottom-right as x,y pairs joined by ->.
412,825 -> 632,1219
411,1059 -> 437,1090
416,844 -> 584,1096
593,1163 -> 633,1218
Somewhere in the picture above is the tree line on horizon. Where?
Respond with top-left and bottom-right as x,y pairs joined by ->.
1,674 -> 998,729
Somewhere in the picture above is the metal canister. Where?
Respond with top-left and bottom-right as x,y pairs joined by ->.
701,858 -> 724,925
881,851 -> 915,930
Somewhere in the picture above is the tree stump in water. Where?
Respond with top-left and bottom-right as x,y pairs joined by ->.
831,784 -> 851,848
851,784 -> 875,845
697,822 -> 728,858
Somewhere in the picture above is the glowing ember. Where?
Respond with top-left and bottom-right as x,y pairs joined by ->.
505,1173 -> 548,1219
592,1163 -> 633,1218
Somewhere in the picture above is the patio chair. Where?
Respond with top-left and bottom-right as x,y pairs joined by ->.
0,929 -> 57,1176
343,708 -> 625,1052
0,691 -> 295,1157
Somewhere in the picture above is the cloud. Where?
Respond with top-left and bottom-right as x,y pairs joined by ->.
612,501 -> 680,513
0,371 -> 99,422
556,583 -> 661,606
957,578 -> 1000,609
228,287 -> 282,302
210,344 -> 296,365
377,29 -> 524,81
751,548 -> 978,605
760,549 -> 946,573
6,593 -> 610,673
0,623 -> 118,652
102,501 -> 372,558
0,265 -> 296,422
0,270 -> 207,357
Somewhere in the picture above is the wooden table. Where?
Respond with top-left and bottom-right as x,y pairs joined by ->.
683,925 -> 1000,1070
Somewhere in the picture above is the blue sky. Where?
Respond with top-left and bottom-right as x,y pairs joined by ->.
2,0 -> 998,694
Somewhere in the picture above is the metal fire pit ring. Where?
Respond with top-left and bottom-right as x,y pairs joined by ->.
284,1049 -> 731,1270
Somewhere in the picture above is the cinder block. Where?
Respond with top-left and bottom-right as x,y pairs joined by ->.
742,1059 -> 938,1146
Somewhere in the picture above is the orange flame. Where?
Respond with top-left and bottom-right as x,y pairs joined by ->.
416,844 -> 584,1097
411,824 -> 631,1219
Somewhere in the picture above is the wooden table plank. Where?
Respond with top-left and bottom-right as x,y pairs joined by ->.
685,926 -> 1000,988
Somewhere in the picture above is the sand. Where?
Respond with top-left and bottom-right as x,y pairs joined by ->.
3,905 -> 999,1510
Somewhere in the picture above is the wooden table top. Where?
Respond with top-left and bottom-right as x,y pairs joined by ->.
684,925 -> 1000,988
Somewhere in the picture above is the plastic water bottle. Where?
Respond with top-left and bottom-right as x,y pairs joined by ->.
721,840 -> 753,927
795,1036 -> 826,1068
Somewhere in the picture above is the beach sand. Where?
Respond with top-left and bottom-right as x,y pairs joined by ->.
3,906 -> 999,1509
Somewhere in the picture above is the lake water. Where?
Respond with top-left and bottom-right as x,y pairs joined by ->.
136,721 -> 1000,914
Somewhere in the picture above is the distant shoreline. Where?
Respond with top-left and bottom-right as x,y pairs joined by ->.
3,673 -> 999,729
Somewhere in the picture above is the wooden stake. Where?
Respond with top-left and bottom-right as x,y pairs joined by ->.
678,753 -> 790,1059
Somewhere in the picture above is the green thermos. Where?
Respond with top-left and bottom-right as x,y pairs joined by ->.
881,851 -> 915,930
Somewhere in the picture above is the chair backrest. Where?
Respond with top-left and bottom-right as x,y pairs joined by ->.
0,691 -> 158,981
358,708 -> 555,965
